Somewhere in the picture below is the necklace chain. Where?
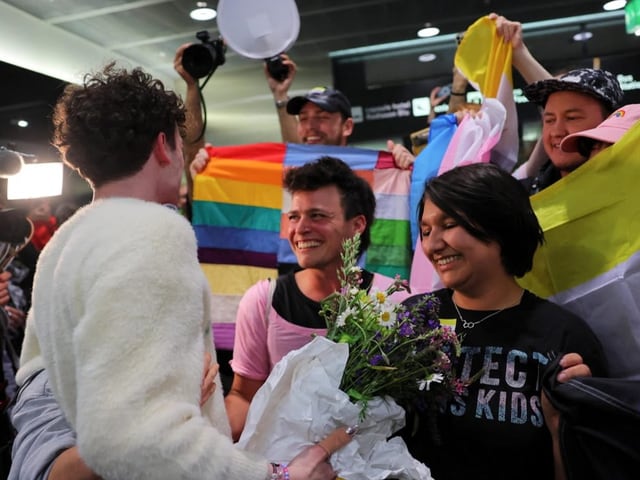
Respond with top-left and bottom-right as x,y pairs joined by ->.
453,301 -> 505,330
452,290 -> 525,331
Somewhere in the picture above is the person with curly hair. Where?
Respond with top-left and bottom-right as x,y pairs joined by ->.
11,64 -> 349,480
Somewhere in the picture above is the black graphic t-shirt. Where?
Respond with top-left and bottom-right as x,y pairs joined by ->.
401,288 -> 607,480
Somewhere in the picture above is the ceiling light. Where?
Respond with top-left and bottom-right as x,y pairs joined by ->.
603,0 -> 627,11
573,30 -> 593,41
190,2 -> 217,21
417,24 -> 440,38
10,119 -> 29,128
418,53 -> 437,62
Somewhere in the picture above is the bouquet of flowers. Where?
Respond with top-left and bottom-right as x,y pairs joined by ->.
320,234 -> 463,424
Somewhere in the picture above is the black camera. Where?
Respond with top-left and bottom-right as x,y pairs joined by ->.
181,31 -> 226,79
264,54 -> 289,82
0,146 -> 24,178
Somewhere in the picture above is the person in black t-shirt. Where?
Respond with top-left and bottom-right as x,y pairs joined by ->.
402,163 -> 606,480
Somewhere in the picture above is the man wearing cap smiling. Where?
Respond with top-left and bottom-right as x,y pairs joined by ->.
286,86 -> 354,147
265,56 -> 416,169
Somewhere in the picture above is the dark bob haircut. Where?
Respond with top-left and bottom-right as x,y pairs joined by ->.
283,156 -> 376,256
419,163 -> 544,277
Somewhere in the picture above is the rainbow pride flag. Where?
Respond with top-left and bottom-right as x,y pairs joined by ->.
191,143 -> 412,348
519,122 -> 640,378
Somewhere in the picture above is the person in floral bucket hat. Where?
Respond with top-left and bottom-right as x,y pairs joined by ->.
520,68 -> 624,194
489,13 -> 625,194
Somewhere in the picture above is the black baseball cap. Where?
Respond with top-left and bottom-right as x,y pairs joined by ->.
286,87 -> 352,118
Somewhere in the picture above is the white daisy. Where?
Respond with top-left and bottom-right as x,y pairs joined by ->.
417,373 -> 445,391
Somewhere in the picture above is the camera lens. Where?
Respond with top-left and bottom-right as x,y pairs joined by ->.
182,43 -> 217,79
265,55 -> 289,82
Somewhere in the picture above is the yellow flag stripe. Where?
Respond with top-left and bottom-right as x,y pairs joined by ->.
201,264 -> 277,295
193,175 -> 283,209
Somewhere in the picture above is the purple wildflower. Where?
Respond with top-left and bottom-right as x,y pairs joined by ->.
399,322 -> 414,337
370,354 -> 383,366
427,318 -> 440,329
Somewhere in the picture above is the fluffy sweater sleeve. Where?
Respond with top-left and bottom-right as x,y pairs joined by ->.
26,199 -> 269,480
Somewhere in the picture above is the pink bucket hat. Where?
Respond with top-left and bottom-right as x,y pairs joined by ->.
561,104 -> 640,152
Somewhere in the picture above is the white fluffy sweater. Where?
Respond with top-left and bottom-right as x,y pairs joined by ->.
18,198 -> 268,480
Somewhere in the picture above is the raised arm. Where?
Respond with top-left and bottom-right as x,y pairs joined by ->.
448,67 -> 469,113
265,54 -> 300,143
174,43 -> 206,197
489,13 -> 552,84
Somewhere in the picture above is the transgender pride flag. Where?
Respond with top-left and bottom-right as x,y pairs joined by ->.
191,143 -> 412,348
410,15 -> 519,292
453,15 -> 518,172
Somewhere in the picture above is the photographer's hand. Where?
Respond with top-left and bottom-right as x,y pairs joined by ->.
266,53 -> 300,143
174,43 -> 198,88
265,53 -> 297,101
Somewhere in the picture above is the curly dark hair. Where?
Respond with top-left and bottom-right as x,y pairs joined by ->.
52,63 -> 186,188
283,156 -> 376,256
419,163 -> 544,278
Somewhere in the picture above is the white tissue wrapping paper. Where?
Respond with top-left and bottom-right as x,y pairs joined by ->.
237,336 -> 433,480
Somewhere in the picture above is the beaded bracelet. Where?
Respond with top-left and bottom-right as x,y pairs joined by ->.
269,463 -> 290,480
450,91 -> 466,96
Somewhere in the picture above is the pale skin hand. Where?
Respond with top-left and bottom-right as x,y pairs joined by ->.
5,305 -> 26,330
387,139 -> 416,170
264,53 -> 297,101
265,53 -> 300,143
542,352 -> 592,480
430,86 -> 447,108
488,12 -> 552,83
284,426 -> 354,480
427,86 -> 447,124
200,351 -> 219,406
189,146 -> 211,180
0,271 -> 11,306
48,353 -> 217,480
